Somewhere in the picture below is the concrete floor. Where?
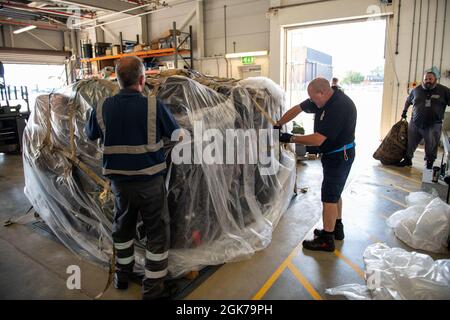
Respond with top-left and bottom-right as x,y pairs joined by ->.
1,147 -> 449,300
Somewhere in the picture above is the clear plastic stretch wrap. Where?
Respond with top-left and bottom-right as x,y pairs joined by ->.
326,243 -> 450,300
386,192 -> 450,253
22,70 -> 296,277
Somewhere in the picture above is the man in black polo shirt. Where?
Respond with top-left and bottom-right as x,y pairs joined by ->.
396,71 -> 450,169
276,77 -> 357,252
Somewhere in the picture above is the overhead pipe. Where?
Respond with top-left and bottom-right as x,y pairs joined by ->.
71,2 -> 158,28
431,0 -> 439,67
49,0 -> 115,12
414,0 -> 423,81
84,6 -> 169,30
268,0 -> 338,12
407,0 -> 417,93
395,0 -> 401,54
0,1 -> 95,19
422,0 -> 430,73
439,0 -> 448,81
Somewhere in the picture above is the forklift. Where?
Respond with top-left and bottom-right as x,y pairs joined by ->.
0,61 -> 30,153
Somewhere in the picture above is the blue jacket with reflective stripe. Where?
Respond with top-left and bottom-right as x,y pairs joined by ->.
85,88 -> 179,182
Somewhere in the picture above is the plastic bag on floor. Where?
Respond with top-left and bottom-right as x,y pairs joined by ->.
326,243 -> 450,300
325,284 -> 372,300
387,193 -> 450,253
405,191 -> 437,207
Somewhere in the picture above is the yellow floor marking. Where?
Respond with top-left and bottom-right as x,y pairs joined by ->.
378,193 -> 407,208
252,222 -> 322,300
333,249 -> 365,279
251,260 -> 288,300
390,184 -> 414,193
375,166 -> 421,184
286,262 -> 322,300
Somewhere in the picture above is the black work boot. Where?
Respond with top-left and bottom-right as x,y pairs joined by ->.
426,160 -> 434,170
113,272 -> 129,290
314,221 -> 344,240
396,158 -> 412,167
142,279 -> 177,300
302,233 -> 335,252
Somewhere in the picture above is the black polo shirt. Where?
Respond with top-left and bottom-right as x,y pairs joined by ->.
299,90 -> 357,154
405,84 -> 450,129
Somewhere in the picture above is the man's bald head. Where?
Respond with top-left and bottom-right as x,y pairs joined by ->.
308,78 -> 332,94
116,56 -> 145,89
307,77 -> 334,108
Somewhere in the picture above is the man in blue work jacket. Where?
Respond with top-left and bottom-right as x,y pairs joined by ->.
276,78 -> 357,252
85,56 -> 180,299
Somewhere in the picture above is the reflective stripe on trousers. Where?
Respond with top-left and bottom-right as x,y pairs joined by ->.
114,239 -> 135,267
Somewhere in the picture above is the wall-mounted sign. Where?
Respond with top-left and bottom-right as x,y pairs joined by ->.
241,56 -> 255,65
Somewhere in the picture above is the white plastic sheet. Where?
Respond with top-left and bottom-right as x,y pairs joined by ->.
387,192 -> 450,253
326,243 -> 450,300
22,71 -> 296,277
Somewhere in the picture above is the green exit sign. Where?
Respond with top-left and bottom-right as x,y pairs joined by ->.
241,56 -> 255,65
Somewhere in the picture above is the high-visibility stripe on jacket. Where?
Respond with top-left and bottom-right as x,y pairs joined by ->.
85,88 -> 179,182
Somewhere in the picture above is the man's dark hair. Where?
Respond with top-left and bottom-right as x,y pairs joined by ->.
115,56 -> 145,89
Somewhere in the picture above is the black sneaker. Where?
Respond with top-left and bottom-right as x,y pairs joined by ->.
426,160 -> 434,170
302,235 -> 335,252
396,158 -> 412,167
113,273 -> 129,290
314,222 -> 344,240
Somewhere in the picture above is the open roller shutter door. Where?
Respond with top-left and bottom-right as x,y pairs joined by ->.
0,48 -> 71,65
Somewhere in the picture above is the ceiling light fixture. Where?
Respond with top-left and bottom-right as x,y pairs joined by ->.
13,25 -> 37,34
224,50 -> 269,59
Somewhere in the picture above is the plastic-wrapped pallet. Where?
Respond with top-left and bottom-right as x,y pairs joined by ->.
22,70 -> 296,277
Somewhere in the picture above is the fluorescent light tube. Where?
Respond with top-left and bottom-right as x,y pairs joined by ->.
224,51 -> 268,59
13,25 -> 37,34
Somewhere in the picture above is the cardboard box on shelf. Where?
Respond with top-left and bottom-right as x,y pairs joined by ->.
133,44 -> 145,52
150,40 -> 160,50
112,45 -> 120,55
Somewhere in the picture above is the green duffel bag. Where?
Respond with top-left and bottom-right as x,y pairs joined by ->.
373,119 -> 408,165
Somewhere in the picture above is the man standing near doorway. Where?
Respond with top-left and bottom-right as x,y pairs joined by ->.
275,77 -> 357,252
85,56 -> 180,299
396,71 -> 450,169
331,77 -> 343,92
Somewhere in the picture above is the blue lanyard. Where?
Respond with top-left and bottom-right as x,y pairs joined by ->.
326,142 -> 355,155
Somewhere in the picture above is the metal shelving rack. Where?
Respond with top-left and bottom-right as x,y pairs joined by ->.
80,21 -> 193,77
